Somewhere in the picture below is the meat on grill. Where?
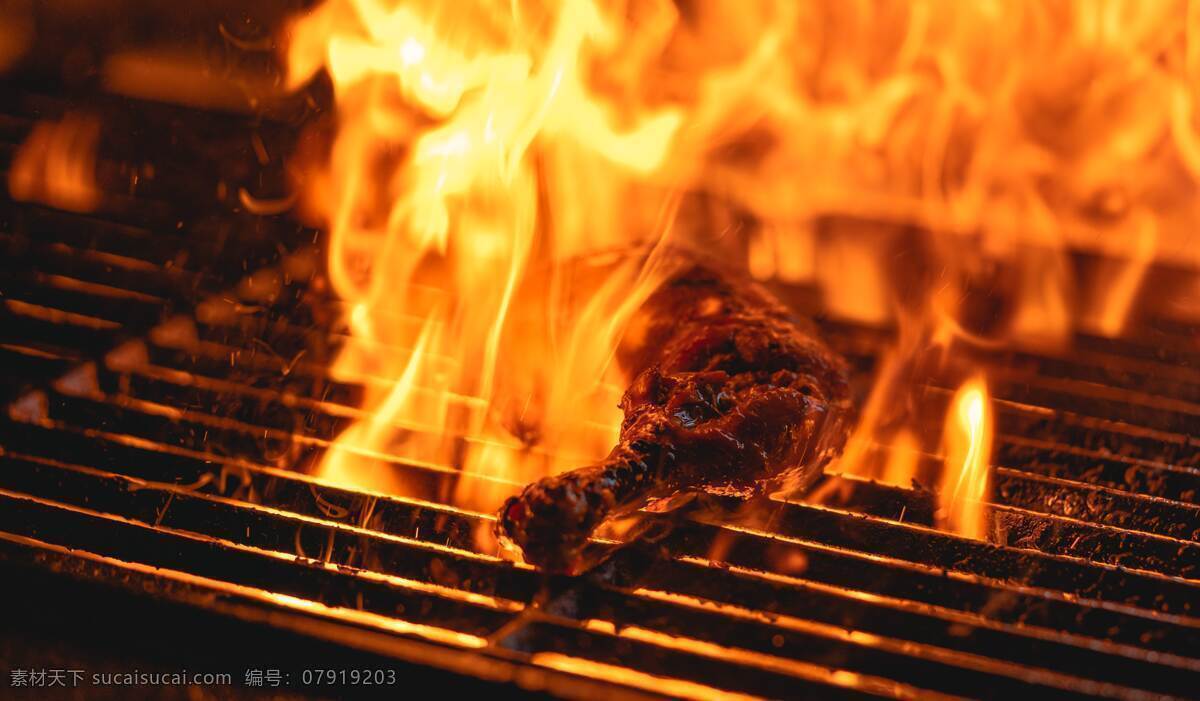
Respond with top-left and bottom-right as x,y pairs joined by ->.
496,264 -> 852,572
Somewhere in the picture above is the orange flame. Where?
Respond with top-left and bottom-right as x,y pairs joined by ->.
284,0 -> 699,511
939,377 -> 993,540
8,114 -> 101,213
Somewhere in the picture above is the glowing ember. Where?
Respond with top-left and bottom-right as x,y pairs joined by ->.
8,113 -> 101,213
939,377 -> 993,540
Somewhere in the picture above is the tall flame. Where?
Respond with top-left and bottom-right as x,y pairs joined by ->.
284,0 -> 699,509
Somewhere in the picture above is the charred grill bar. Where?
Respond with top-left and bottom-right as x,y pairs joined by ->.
0,82 -> 1199,700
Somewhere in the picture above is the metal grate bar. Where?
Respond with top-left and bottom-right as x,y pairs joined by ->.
2,88 -> 1200,698
0,450 -> 1191,699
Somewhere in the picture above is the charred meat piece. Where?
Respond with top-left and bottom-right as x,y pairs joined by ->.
496,265 -> 852,572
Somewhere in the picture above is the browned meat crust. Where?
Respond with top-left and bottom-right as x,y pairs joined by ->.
496,265 -> 852,572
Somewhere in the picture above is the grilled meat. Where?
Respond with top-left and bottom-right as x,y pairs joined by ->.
496,265 -> 852,572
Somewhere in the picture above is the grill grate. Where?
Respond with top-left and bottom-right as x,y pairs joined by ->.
1,87 -> 1200,700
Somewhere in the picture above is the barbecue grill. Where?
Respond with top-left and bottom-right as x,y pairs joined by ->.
3,6 -> 1200,701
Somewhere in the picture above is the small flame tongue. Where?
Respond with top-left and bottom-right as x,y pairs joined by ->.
940,377 -> 993,540
8,113 -> 101,213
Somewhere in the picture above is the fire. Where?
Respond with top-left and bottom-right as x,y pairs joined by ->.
8,113 -> 101,213
280,0 -> 1199,536
939,377 -> 993,540
283,0 -> 693,510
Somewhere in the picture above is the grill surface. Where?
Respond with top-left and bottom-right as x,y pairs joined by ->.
2,84 -> 1200,700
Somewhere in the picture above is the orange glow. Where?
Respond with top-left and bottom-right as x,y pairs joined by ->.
939,377 -> 993,540
0,0 -> 32,74
281,0 -> 1195,535
8,114 -> 101,213
102,51 -> 283,114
